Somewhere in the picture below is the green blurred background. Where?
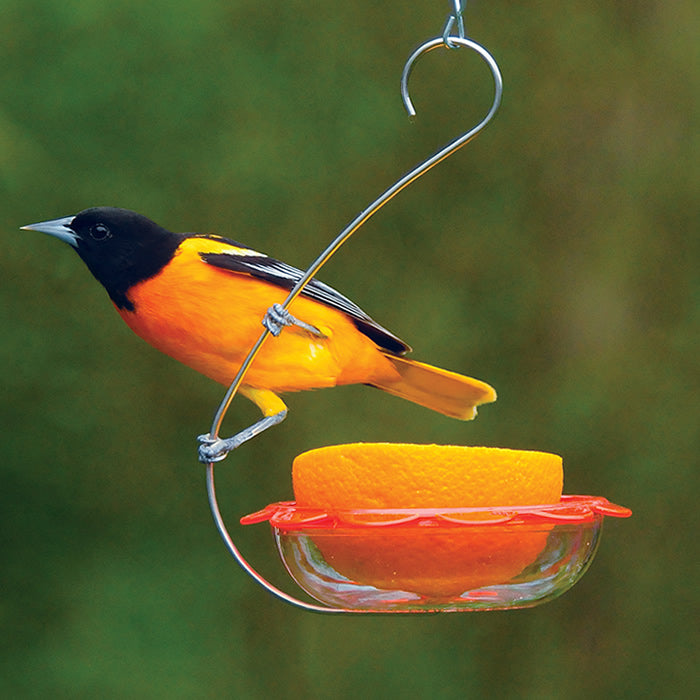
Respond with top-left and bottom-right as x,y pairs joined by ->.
1,0 -> 697,697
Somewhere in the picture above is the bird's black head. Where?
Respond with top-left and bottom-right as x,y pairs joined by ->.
22,207 -> 184,310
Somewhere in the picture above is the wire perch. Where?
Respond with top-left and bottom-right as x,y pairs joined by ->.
200,35 -> 503,464
204,29 -> 504,612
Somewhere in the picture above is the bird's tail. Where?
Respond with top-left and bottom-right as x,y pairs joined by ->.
371,354 -> 497,420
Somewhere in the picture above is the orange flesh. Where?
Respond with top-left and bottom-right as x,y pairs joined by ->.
293,444 -> 563,597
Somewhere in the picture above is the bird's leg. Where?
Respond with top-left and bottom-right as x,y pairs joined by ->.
198,412 -> 286,462
262,302 -> 324,337
197,388 -> 288,463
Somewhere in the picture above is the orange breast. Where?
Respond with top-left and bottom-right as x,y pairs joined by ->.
117,241 -> 397,392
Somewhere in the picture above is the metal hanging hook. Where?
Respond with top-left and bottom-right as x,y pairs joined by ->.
202,34 -> 503,464
400,35 -> 503,154
204,32 -> 504,612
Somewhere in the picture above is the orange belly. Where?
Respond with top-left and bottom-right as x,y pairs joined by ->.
117,244 -> 397,392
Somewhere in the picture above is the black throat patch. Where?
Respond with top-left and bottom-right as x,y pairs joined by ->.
80,232 -> 185,312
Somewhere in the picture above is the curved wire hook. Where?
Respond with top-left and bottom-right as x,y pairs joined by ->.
205,36 -> 503,452
206,36 -> 503,612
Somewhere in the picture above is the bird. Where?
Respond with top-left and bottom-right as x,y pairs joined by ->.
22,207 -> 496,461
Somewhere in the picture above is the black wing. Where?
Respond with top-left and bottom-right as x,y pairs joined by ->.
200,249 -> 410,355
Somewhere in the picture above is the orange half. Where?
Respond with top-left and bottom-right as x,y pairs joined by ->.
292,444 -> 563,597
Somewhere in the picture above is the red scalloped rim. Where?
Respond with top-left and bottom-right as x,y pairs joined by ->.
240,495 -> 631,530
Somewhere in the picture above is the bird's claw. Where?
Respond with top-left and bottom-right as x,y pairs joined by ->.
262,303 -> 323,337
197,433 -> 235,463
197,409 -> 287,463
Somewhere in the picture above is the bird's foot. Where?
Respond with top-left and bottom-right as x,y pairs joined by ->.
197,433 -> 242,463
262,303 -> 323,337
197,409 -> 288,463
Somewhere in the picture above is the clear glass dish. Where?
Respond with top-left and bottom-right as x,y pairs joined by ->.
241,495 -> 631,612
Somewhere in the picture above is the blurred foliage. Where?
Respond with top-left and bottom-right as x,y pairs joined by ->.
1,0 -> 698,698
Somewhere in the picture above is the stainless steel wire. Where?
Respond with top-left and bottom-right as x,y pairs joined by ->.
204,31 -> 503,612
443,0 -> 466,47
205,36 -> 502,450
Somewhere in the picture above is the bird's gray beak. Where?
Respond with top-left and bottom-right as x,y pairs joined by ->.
21,215 -> 79,247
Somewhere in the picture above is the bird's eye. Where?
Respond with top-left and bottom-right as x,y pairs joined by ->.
90,223 -> 111,240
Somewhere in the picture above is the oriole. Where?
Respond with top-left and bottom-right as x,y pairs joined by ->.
22,207 -> 496,460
